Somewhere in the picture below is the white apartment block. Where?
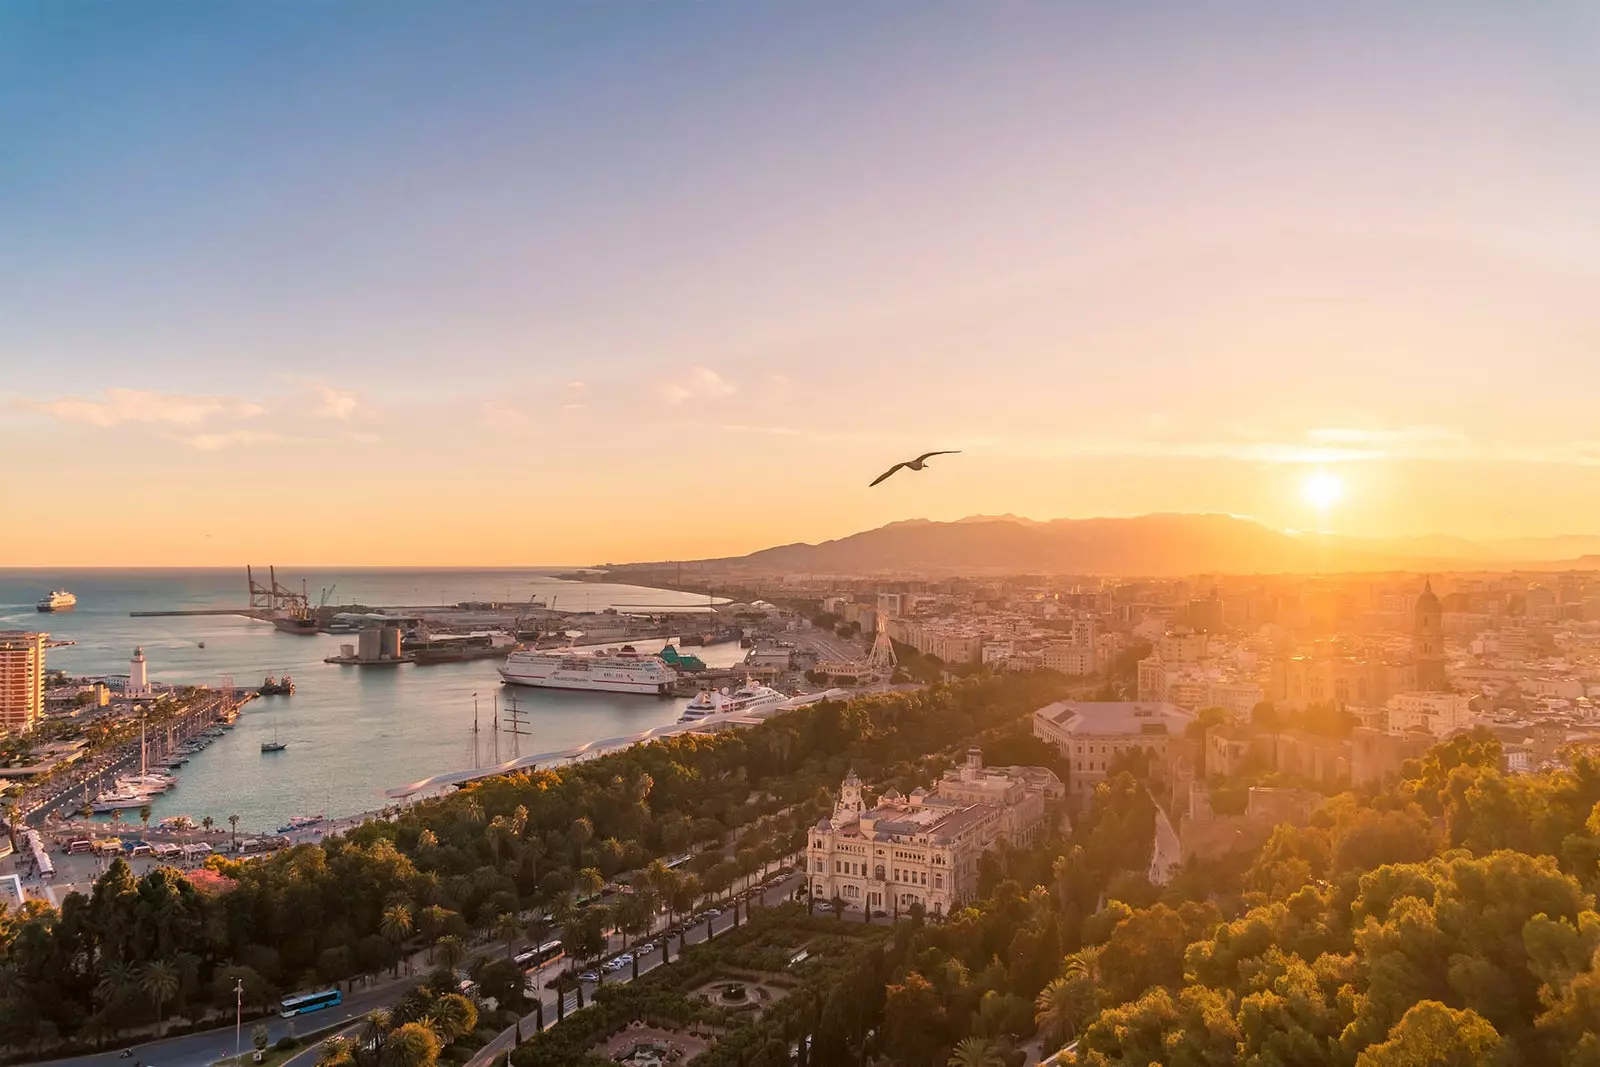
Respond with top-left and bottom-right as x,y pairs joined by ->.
1044,645 -> 1098,676
1386,691 -> 1472,738
806,751 -> 1058,917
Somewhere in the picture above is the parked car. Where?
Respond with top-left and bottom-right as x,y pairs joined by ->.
579,971 -> 600,983
637,942 -> 657,955
705,907 -> 722,918
815,901 -> 833,912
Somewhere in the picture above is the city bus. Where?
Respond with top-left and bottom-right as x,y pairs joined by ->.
514,940 -> 565,971
279,989 -> 343,1017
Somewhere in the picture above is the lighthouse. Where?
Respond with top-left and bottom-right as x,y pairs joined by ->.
128,646 -> 150,696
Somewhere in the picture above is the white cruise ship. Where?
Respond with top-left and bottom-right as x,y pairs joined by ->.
680,681 -> 790,721
36,590 -> 77,612
499,648 -> 677,695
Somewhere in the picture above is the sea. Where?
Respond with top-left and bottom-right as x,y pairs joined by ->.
0,569 -> 747,832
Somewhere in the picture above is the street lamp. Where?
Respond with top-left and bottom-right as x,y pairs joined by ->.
235,978 -> 244,1058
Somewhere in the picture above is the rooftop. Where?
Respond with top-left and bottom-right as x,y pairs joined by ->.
1036,700 -> 1195,735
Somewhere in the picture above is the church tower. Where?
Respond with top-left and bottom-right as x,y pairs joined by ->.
1414,578 -> 1446,691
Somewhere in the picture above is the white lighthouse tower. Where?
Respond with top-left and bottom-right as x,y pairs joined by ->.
128,646 -> 150,696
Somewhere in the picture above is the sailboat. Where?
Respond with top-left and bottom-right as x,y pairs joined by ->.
261,727 -> 287,753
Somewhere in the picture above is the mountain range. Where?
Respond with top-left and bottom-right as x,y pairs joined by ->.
617,514 -> 1600,577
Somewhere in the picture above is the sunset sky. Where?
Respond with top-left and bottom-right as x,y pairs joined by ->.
5,3 -> 1600,565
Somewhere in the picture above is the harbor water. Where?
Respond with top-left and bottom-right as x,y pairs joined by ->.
0,569 -> 748,831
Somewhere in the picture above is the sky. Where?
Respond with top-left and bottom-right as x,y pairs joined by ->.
4,2 -> 1600,565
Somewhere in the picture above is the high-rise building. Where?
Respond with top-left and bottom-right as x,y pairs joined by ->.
0,631 -> 47,736
1414,579 -> 1446,691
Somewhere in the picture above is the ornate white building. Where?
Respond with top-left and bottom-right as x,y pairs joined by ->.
806,749 -> 1060,917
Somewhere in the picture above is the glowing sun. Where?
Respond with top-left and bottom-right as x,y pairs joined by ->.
1303,469 -> 1344,510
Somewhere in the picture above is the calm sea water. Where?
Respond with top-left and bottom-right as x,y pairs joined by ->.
0,569 -> 745,831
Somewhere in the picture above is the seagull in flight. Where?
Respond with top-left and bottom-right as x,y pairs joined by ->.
870,450 -> 961,487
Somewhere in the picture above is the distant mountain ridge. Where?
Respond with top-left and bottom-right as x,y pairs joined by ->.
619,514 -> 1600,577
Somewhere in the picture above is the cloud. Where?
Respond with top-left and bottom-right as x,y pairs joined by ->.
1306,425 -> 1462,445
171,429 -> 282,450
24,388 -> 264,427
313,385 -> 360,421
564,381 -> 587,410
481,401 -> 535,439
661,366 -> 737,405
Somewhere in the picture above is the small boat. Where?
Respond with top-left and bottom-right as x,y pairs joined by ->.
198,641 -> 205,648
259,675 -> 296,696
261,739 -> 287,753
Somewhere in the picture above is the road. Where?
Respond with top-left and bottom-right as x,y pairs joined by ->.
28,871 -> 808,1067
467,871 -> 807,1067
38,981 -> 405,1067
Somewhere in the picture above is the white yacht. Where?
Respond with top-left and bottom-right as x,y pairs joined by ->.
679,681 -> 790,721
92,790 -> 154,813
36,590 -> 77,612
499,647 -> 677,694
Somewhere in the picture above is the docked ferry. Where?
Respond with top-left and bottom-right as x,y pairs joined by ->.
679,681 -> 790,721
36,590 -> 77,612
498,647 -> 677,694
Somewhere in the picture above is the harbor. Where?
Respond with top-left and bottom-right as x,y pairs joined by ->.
1,568 -> 757,831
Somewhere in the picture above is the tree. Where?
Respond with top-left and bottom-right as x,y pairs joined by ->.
139,804 -> 152,832
883,971 -> 948,1067
1355,1001 -> 1508,1067
253,1023 -> 271,1052
494,912 -> 522,959
435,935 -> 466,972
201,815 -> 214,834
947,1036 -> 1007,1067
228,812 -> 240,851
1035,974 -> 1095,1050
385,1021 -> 441,1067
381,904 -> 414,975
140,960 -> 180,1037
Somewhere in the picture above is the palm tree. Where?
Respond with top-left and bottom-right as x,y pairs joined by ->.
228,812 -> 240,852
435,935 -> 466,971
948,1036 -> 1007,1067
381,903 -> 414,975
574,866 -> 604,903
494,912 -> 523,959
1034,973 -> 1095,1050
94,959 -> 137,1013
3,801 -> 21,854
140,960 -> 180,1037
138,804 -> 152,833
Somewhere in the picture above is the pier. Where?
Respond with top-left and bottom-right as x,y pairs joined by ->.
383,688 -> 848,799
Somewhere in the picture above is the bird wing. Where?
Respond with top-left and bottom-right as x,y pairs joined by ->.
914,450 -> 961,463
869,462 -> 909,487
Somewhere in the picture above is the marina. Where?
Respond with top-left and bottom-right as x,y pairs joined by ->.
0,568 -> 749,830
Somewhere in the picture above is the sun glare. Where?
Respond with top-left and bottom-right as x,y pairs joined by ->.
1303,469 -> 1344,511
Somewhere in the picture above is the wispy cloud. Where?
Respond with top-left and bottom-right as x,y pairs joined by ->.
1306,425 -> 1462,446
313,385 -> 360,420
22,388 -> 264,427
171,429 -> 282,450
564,381 -> 588,410
481,401 -> 535,439
661,366 -> 737,405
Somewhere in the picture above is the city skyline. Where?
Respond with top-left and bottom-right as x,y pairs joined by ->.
7,4 -> 1600,564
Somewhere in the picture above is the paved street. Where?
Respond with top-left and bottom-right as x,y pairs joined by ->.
23,871 -> 809,1067
467,872 -> 807,1067
38,981 -> 405,1067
